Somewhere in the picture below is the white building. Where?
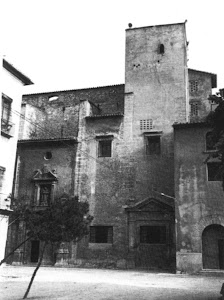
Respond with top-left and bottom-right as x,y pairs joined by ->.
0,58 -> 33,262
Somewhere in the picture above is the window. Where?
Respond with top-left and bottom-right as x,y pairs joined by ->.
98,140 -> 112,157
39,184 -> 52,206
140,119 -> 153,131
44,151 -> 52,160
146,135 -> 161,155
140,226 -> 166,244
206,132 -> 217,151
1,94 -> 13,137
207,162 -> 222,181
33,169 -> 57,206
0,166 -> 6,190
190,103 -> 199,117
48,95 -> 59,102
89,226 -> 113,243
158,43 -> 165,54
189,80 -> 198,93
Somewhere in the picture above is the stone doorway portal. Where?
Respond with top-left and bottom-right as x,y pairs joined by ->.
202,224 -> 224,269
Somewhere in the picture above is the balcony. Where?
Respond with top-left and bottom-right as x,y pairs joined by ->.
1,118 -> 15,138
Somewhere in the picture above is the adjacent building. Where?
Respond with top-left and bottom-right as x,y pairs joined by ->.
5,22 -> 220,273
0,58 -> 33,262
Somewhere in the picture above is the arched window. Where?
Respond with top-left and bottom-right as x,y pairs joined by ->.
158,43 -> 165,54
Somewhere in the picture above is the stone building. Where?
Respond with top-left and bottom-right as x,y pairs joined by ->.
6,22 -> 218,272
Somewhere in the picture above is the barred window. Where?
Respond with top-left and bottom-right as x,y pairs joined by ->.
190,80 -> 198,93
90,226 -> 113,243
140,119 -> 153,131
190,103 -> 199,117
140,226 -> 166,244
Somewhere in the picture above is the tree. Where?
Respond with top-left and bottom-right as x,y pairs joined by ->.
206,89 -> 224,189
9,195 -> 93,299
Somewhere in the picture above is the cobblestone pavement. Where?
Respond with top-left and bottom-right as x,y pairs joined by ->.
0,265 -> 224,300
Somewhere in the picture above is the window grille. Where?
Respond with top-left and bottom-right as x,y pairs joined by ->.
190,103 -> 199,117
140,119 -> 153,130
90,226 -> 113,243
190,80 -> 198,93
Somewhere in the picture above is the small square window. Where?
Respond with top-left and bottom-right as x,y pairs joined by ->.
140,226 -> 166,244
89,226 -> 113,243
207,162 -> 222,181
146,135 -> 161,155
98,140 -> 112,157
140,119 -> 153,131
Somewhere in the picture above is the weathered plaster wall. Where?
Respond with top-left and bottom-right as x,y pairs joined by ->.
123,23 -> 188,200
6,141 -> 77,264
174,125 -> 224,273
188,70 -> 214,122
16,142 -> 77,200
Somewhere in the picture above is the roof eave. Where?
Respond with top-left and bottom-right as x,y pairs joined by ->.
3,59 -> 34,86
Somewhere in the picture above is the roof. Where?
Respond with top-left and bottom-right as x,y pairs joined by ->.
188,68 -> 217,88
23,84 -> 124,96
3,59 -> 33,85
18,137 -> 77,146
86,113 -> 124,119
173,121 -> 209,129
126,21 -> 186,31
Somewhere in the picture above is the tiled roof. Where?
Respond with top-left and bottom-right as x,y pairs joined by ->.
86,113 -> 124,119
23,84 -> 125,96
173,121 -> 208,129
18,137 -> 77,145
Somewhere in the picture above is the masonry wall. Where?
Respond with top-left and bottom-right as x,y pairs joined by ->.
21,85 -> 124,140
123,23 -> 188,201
6,141 -> 77,265
188,70 -> 214,122
174,125 -> 224,273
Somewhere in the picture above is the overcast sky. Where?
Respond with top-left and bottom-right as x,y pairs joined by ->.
2,0 -> 224,94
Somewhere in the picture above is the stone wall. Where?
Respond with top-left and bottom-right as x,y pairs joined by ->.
174,124 -> 224,273
21,85 -> 124,140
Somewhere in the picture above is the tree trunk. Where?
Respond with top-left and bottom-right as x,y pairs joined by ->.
0,236 -> 31,266
23,241 -> 47,299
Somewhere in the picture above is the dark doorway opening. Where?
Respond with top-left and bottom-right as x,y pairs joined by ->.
31,240 -> 40,263
218,239 -> 224,269
202,224 -> 224,269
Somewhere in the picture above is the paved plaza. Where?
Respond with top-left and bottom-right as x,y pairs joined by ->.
1,266 -> 224,300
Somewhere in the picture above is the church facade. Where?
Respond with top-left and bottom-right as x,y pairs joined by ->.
6,22 -> 219,273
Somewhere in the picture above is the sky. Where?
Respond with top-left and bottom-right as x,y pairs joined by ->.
2,0 -> 224,94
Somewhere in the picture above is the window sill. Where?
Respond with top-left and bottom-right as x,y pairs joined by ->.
89,243 -> 113,250
203,150 -> 218,154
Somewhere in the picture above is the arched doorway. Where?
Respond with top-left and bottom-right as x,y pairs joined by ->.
202,224 -> 224,269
